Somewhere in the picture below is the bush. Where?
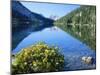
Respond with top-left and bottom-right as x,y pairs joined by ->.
12,42 -> 64,74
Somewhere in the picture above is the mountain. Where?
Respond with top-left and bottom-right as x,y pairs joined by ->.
12,1 -> 54,50
12,1 -> 54,32
54,6 -> 96,50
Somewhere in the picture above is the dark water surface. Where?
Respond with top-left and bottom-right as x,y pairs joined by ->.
12,26 -> 96,71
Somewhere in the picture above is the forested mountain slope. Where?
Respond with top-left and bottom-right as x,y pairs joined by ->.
54,6 -> 96,50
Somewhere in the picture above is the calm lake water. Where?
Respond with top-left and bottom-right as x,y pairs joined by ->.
12,26 -> 96,71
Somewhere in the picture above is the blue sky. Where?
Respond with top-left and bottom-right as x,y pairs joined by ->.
21,2 -> 80,19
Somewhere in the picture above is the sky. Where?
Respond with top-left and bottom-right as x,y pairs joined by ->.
21,1 -> 80,19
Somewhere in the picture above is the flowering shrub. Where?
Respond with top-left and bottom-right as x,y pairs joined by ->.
12,42 -> 64,74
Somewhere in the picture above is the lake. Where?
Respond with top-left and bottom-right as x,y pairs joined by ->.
12,26 -> 96,71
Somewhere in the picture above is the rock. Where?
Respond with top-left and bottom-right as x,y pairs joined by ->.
82,56 -> 93,64
82,56 -> 87,61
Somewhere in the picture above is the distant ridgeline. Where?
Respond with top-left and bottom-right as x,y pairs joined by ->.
12,1 -> 54,49
54,6 -> 96,50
